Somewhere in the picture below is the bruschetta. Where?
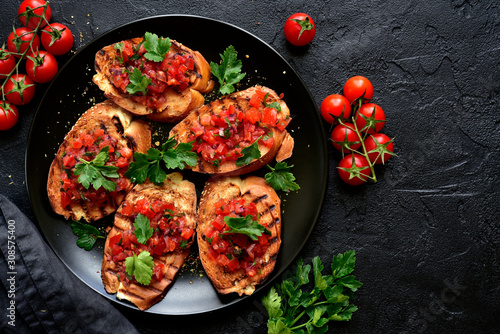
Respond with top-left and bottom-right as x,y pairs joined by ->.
169,85 -> 294,175
101,173 -> 197,310
93,32 -> 214,122
47,100 -> 151,222
197,175 -> 281,296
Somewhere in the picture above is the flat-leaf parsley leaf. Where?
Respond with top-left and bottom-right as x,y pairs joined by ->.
125,251 -> 154,285
126,67 -> 151,95
223,215 -> 270,241
143,32 -> 171,62
265,162 -> 300,192
71,220 -> 104,251
210,45 -> 246,95
74,146 -> 119,191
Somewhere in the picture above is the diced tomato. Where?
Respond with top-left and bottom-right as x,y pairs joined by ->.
246,107 -> 262,124
62,178 -> 71,191
258,235 -> 269,246
152,263 -> 164,281
119,146 -> 133,159
60,192 -> 71,208
72,139 -> 82,149
227,258 -> 239,271
109,234 -> 122,246
166,237 -> 177,252
204,226 -> 216,239
185,57 -> 195,70
158,217 -> 169,233
262,107 -> 278,126
150,237 -> 166,256
233,234 -> 249,248
81,133 -> 94,147
246,267 -> 257,277
113,252 -> 127,262
111,243 -> 123,256
93,128 -> 105,139
216,254 -> 231,267
115,157 -> 129,168
62,155 -> 76,168
212,216 -> 226,231
276,118 -> 291,131
117,178 -> 129,191
249,94 -> 262,108
244,202 -> 258,218
255,89 -> 267,100
207,247 -> 219,262
180,227 -> 194,240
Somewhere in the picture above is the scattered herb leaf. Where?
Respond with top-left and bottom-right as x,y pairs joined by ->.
210,45 -> 246,95
236,136 -> 262,166
265,162 -> 300,192
71,220 -> 104,251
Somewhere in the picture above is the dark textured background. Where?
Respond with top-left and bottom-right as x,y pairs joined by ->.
1,0 -> 499,333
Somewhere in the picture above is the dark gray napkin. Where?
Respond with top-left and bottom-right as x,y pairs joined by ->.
0,195 -> 139,334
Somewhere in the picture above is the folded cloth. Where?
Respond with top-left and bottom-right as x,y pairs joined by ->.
0,195 -> 139,334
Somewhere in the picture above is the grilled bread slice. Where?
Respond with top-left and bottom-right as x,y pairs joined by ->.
101,173 -> 197,310
93,36 -> 213,122
47,100 -> 151,222
197,175 -> 281,296
169,85 -> 294,176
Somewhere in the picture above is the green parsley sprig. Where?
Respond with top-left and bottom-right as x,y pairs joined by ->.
71,220 -> 104,251
210,45 -> 246,95
133,213 -> 154,244
143,32 -> 171,62
262,250 -> 362,334
236,135 -> 262,167
74,146 -> 119,191
125,251 -> 154,286
126,67 -> 151,95
223,215 -> 270,241
124,137 -> 197,185
265,162 -> 300,192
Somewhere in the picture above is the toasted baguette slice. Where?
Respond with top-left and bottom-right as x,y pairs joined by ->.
93,37 -> 213,122
47,100 -> 151,222
169,85 -> 294,175
197,175 -> 281,296
101,173 -> 197,311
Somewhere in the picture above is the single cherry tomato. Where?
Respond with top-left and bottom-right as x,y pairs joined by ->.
284,13 -> 316,46
7,27 -> 40,58
364,133 -> 394,164
26,50 -> 58,83
0,102 -> 19,130
40,23 -> 74,55
343,76 -> 374,103
4,74 -> 36,105
0,50 -> 16,79
330,123 -> 361,153
320,94 -> 351,124
355,103 -> 385,134
18,0 -> 52,29
337,153 -> 370,186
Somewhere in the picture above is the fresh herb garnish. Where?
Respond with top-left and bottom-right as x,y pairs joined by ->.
125,251 -> 154,286
210,45 -> 246,95
114,42 -> 124,64
143,32 -> 171,62
73,146 -> 119,191
126,67 -> 152,95
262,250 -> 362,333
71,220 -> 104,251
124,137 -> 197,185
133,213 -> 154,244
263,93 -> 282,112
265,162 -> 300,192
223,215 -> 269,241
236,136 -> 262,166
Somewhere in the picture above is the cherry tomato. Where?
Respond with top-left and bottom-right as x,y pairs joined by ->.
343,76 -> 374,103
330,123 -> 361,153
26,50 -> 58,83
355,103 -> 385,134
7,27 -> 40,59
0,102 -> 19,131
4,74 -> 35,105
320,94 -> 351,124
338,153 -> 370,186
0,50 -> 16,79
18,0 -> 51,29
364,133 -> 394,164
41,23 -> 74,56
284,13 -> 316,46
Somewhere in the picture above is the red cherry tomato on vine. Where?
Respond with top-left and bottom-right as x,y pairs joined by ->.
7,27 -> 40,59
41,23 -> 74,55
26,50 -> 58,83
0,51 -> 16,79
4,74 -> 36,105
284,13 -> 316,46
320,94 -> 351,124
343,76 -> 374,103
364,133 -> 394,164
18,0 -> 52,29
338,153 -> 370,186
0,102 -> 19,131
330,123 -> 361,153
355,103 -> 385,134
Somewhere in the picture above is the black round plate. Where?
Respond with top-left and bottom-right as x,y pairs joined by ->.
25,15 -> 327,315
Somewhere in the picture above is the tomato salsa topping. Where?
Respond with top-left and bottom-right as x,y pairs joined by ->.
59,128 -> 132,209
109,32 -> 196,110
108,198 -> 194,284
189,90 -> 291,167
203,197 -> 272,277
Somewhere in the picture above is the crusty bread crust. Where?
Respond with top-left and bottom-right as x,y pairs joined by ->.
46,100 -> 151,222
93,37 -> 213,121
101,173 -> 197,310
169,85 -> 294,175
197,175 -> 281,296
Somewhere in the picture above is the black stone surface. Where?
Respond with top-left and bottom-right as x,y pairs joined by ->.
0,1 -> 499,333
